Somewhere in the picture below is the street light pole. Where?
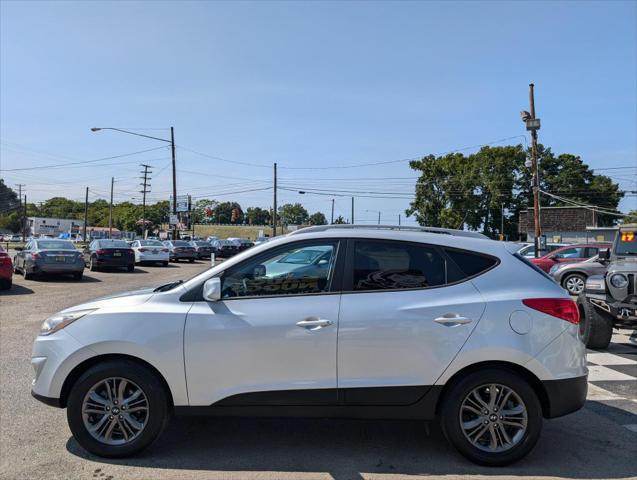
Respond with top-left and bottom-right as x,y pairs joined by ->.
109,177 -> 114,239
330,198 -> 334,224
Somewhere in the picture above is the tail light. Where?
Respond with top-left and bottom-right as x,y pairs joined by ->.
31,253 -> 41,260
162,248 -> 169,252
128,250 -> 134,255
0,253 -> 11,266
522,298 -> 580,324
95,249 -> 107,255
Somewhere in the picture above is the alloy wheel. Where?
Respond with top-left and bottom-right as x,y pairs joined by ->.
459,383 -> 528,453
81,377 -> 149,445
565,276 -> 585,295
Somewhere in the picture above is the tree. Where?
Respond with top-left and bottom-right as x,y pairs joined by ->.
308,211 -> 327,225
333,215 -> 348,224
278,203 -> 309,225
192,199 -> 218,224
623,211 -> 637,224
246,207 -> 270,225
407,144 -> 624,238
215,202 -> 243,224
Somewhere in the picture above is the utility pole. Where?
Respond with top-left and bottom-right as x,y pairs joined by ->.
330,199 -> 334,224
272,162 -> 277,236
501,203 -> 505,241
109,177 -> 114,239
351,197 -> 354,224
378,211 -> 381,225
522,83 -> 542,257
140,164 -> 152,239
22,195 -> 27,241
399,214 -> 401,226
170,126 -> 178,240
83,187 -> 89,243
16,184 -> 25,240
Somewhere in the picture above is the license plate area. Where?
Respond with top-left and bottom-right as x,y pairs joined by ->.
113,252 -> 122,257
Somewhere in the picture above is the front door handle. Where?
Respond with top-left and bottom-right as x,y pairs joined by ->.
296,317 -> 333,331
434,314 -> 472,327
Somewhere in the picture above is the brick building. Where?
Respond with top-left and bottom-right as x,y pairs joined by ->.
518,206 -> 615,243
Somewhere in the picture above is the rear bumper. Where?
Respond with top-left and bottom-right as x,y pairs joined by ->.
542,375 -> 588,418
33,262 -> 84,273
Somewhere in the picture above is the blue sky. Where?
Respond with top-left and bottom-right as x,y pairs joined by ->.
1,0 -> 635,224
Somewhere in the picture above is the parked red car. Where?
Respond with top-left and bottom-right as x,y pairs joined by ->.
531,243 -> 611,273
0,246 -> 13,290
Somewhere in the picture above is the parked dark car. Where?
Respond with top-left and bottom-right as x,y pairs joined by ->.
228,237 -> 255,252
163,240 -> 197,262
0,245 -> 13,289
188,240 -> 213,259
210,239 -> 239,258
83,239 -> 135,272
13,239 -> 84,280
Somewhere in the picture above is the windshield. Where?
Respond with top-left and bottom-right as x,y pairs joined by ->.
172,241 -> 190,246
99,240 -> 129,248
139,240 -> 164,246
36,240 -> 75,250
616,230 -> 637,255
194,241 -> 210,246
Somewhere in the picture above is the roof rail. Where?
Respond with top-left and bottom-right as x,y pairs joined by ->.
288,224 -> 488,239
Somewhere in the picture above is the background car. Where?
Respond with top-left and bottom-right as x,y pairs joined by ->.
206,235 -> 219,243
227,237 -> 254,252
189,240 -> 213,259
163,240 -> 196,262
549,253 -> 609,295
531,243 -> 610,273
130,239 -> 169,266
13,239 -> 84,280
254,236 -> 270,245
83,239 -> 135,272
517,242 -> 567,258
209,239 -> 239,258
0,245 -> 13,289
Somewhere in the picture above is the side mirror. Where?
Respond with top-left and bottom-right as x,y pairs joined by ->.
203,277 -> 222,302
600,248 -> 611,261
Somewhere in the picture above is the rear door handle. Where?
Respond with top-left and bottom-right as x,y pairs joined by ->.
296,317 -> 333,331
434,314 -> 472,327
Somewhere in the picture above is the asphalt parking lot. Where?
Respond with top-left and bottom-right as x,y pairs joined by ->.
1,260 -> 636,480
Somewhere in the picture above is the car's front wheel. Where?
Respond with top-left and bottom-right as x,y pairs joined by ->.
440,368 -> 542,466
66,360 -> 169,458
562,273 -> 586,295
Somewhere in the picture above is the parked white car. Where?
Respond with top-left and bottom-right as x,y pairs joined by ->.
31,225 -> 586,465
130,240 -> 169,266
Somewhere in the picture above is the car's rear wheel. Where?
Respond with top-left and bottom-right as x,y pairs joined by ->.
162,261 -> 168,267
440,368 -> 542,466
73,271 -> 83,281
127,265 -> 135,272
89,256 -> 98,272
189,258 -> 194,263
562,274 -> 586,295
0,278 -> 11,290
578,294 -> 613,349
66,360 -> 169,458
23,265 -> 33,280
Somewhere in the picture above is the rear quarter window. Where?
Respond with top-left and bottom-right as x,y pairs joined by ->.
444,249 -> 499,279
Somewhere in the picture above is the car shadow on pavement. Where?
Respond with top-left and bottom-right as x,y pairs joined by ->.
31,274 -> 101,283
0,284 -> 34,295
65,406 -> 637,480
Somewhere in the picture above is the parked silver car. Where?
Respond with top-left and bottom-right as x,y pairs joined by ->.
549,251 -> 610,295
13,239 -> 84,280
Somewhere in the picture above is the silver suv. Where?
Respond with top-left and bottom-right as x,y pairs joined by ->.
31,225 -> 586,465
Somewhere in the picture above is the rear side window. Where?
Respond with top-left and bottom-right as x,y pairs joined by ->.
444,249 -> 498,278
351,240 -> 447,291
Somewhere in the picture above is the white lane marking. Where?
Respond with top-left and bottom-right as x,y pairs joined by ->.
587,352 -> 637,366
587,365 -> 637,382
587,383 -> 624,401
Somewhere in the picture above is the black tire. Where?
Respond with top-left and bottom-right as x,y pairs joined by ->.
578,294 -> 613,349
73,271 -> 83,281
562,273 -> 586,296
440,368 -> 542,466
66,360 -> 169,458
127,264 -> 135,272
23,265 -> 33,280
188,258 -> 195,263
162,261 -> 169,267
89,256 -> 98,272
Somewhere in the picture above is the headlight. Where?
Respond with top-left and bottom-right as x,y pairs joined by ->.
40,309 -> 96,336
610,274 -> 628,289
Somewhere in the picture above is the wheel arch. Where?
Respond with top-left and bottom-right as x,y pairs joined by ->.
434,360 -> 551,419
59,353 -> 174,409
560,270 -> 588,284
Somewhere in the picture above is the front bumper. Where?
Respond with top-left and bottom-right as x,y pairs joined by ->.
542,375 -> 588,418
590,298 -> 637,327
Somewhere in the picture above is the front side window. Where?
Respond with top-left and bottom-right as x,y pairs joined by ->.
554,247 -> 585,259
351,241 -> 447,291
221,242 -> 338,298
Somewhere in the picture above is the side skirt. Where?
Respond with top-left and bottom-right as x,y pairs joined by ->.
174,386 -> 443,420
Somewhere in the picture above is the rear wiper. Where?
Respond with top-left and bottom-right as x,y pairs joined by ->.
153,280 -> 184,292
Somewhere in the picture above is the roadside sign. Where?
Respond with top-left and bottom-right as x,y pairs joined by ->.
169,214 -> 179,225
170,195 -> 191,213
